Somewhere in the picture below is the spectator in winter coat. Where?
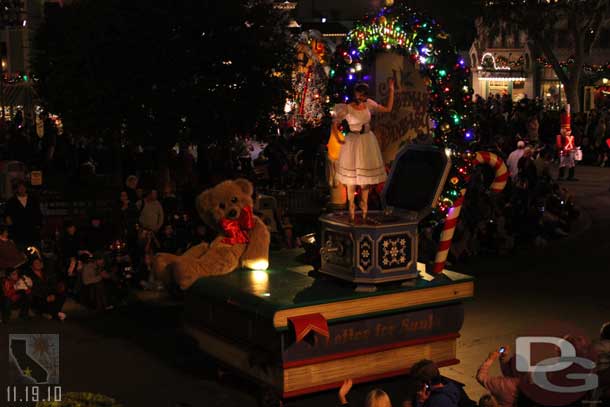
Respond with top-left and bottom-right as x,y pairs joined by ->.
27,258 -> 66,321
82,215 -> 112,253
139,189 -> 164,233
506,141 -> 526,181
125,175 -> 139,204
517,147 -> 538,189
405,359 -> 473,407
414,376 -> 461,407
112,191 -> 139,240
4,180 -> 43,249
59,221 -> 80,259
160,183 -> 180,225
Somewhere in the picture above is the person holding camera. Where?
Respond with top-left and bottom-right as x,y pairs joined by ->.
1,268 -> 32,322
403,359 -> 471,407
475,346 -> 519,407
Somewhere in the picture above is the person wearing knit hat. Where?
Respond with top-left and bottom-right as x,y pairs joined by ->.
556,105 -> 578,181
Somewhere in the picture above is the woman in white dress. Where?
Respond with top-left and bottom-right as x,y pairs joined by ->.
334,81 -> 394,222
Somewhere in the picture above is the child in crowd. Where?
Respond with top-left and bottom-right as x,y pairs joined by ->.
364,389 -> 392,407
78,252 -> 111,311
2,268 -> 32,322
159,224 -> 179,254
338,378 -> 392,407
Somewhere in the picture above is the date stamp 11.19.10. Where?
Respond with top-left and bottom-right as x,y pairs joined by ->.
7,334 -> 62,405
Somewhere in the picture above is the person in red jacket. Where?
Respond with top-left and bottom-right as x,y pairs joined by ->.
2,268 -> 32,322
556,105 -> 578,181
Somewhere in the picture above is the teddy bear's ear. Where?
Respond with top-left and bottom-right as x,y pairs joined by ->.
233,178 -> 253,197
196,189 -> 219,227
197,190 -> 213,215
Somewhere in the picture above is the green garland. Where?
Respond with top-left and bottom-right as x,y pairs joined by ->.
327,2 -> 477,216
36,392 -> 123,407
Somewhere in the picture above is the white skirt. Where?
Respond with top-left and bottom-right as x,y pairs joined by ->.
335,131 -> 387,186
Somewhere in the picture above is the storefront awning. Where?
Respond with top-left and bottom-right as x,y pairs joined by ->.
476,70 -> 527,81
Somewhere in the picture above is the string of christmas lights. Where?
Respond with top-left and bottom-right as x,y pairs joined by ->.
327,4 -> 477,217
286,31 -> 332,131
536,56 -> 610,75
482,55 -> 526,70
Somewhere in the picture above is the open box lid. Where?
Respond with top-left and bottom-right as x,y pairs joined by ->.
381,144 -> 452,219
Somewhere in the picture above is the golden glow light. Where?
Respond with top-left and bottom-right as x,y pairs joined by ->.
246,259 -> 269,271
251,269 -> 269,284
250,269 -> 270,297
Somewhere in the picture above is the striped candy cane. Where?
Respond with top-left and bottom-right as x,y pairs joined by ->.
432,151 -> 508,274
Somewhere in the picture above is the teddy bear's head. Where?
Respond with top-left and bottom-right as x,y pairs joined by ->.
197,178 -> 254,229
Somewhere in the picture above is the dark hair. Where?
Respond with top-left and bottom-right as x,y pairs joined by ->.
601,322 -> 610,340
12,179 -> 26,189
79,252 -> 93,262
144,189 -> 156,198
354,82 -> 370,96
410,359 -> 440,383
479,394 -> 497,407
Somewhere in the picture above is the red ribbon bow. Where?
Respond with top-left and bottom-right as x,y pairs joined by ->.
221,205 -> 254,245
288,313 -> 330,344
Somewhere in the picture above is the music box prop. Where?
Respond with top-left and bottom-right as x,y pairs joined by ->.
319,144 -> 451,291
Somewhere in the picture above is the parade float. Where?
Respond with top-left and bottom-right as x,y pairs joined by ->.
181,3 -> 508,405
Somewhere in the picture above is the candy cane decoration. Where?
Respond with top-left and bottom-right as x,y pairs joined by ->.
432,151 -> 508,274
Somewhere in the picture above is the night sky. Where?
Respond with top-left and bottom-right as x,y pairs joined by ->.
294,0 -> 477,49
295,0 -> 376,19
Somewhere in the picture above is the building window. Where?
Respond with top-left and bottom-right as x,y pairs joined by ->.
542,67 -> 558,81
541,81 -> 566,109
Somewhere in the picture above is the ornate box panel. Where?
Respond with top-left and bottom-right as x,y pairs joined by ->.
377,231 -> 415,273
319,144 -> 451,289
320,212 -> 419,287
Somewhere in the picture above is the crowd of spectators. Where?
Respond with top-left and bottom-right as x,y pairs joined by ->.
0,97 -> 597,320
335,321 -> 610,406
417,95 -> 591,268
473,94 -> 610,167
0,173 -> 217,322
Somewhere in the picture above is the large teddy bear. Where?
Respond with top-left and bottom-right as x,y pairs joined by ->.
154,178 -> 270,290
